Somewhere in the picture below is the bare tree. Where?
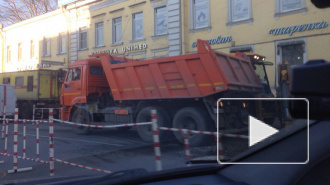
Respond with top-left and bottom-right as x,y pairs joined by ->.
0,0 -> 58,26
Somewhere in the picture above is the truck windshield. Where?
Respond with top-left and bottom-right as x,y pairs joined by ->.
253,63 -> 268,85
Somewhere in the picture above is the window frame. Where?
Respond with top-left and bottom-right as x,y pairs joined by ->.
15,76 -> 24,86
112,17 -> 122,44
27,76 -> 34,92
58,33 -> 67,54
226,0 -> 253,28
95,22 -> 104,47
18,43 -> 23,61
189,0 -> 211,33
79,27 -> 88,50
7,45 -> 11,63
154,6 -> 168,36
132,12 -> 144,41
275,0 -> 307,19
275,37 -> 307,87
43,37 -> 51,57
3,77 -> 10,84
31,40 -> 36,59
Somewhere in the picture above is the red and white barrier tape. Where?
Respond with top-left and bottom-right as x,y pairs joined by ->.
23,119 -> 26,158
0,118 -> 49,123
183,131 -> 191,164
13,109 -> 18,172
151,110 -> 162,171
52,157 -> 112,173
36,121 -> 40,160
158,127 -> 249,139
159,127 -> 217,136
49,109 -> 55,176
53,118 -> 152,128
0,152 -> 50,164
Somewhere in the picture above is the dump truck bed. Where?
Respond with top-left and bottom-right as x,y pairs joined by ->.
91,40 -> 262,101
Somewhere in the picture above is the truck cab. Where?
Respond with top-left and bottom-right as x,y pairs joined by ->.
233,52 -> 274,97
60,58 -> 109,121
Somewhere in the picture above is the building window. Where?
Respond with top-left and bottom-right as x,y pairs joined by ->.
27,76 -> 33,92
18,43 -> 23,61
133,12 -> 143,40
155,6 -> 168,36
31,41 -> 36,59
7,46 -> 11,63
190,0 -> 210,31
15,76 -> 24,86
58,33 -> 66,54
95,22 -> 104,47
227,0 -> 252,27
275,38 -> 307,86
79,27 -> 88,50
112,17 -> 122,44
43,37 -> 51,57
3,77 -> 10,84
275,0 -> 306,18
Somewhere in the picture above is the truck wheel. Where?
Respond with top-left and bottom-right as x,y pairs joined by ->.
173,107 -> 213,147
20,103 -> 32,119
136,107 -> 172,142
72,109 -> 91,135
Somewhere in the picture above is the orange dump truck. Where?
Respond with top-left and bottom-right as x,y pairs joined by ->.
60,40 -> 263,146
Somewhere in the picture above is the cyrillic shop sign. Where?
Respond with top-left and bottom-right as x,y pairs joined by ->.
269,21 -> 328,36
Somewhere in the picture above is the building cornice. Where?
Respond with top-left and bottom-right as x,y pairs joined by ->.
3,10 -> 62,31
89,0 -> 128,11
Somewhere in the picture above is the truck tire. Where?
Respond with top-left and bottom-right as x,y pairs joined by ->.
136,107 -> 172,142
72,108 -> 91,135
20,103 -> 32,119
173,107 -> 213,147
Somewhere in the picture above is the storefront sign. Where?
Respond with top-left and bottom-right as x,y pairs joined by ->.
191,35 -> 232,48
15,60 -> 64,71
269,21 -> 328,36
91,43 -> 147,55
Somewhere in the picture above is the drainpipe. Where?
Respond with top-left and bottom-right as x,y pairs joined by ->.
0,25 -> 5,72
181,0 -> 186,54
61,6 -> 70,69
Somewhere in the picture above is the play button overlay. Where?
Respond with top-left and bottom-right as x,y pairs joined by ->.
249,115 -> 278,147
216,98 -> 309,164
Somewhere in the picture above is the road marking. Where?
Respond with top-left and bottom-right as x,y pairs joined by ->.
21,133 -> 124,147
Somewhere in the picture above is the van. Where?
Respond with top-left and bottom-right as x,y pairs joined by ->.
0,84 -> 16,117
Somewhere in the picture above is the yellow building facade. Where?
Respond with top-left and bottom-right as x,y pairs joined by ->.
1,0 -> 329,91
182,0 -> 330,89
74,0 -> 330,90
0,10 -> 69,72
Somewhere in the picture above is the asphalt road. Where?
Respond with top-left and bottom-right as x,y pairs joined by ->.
0,121 -> 221,184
